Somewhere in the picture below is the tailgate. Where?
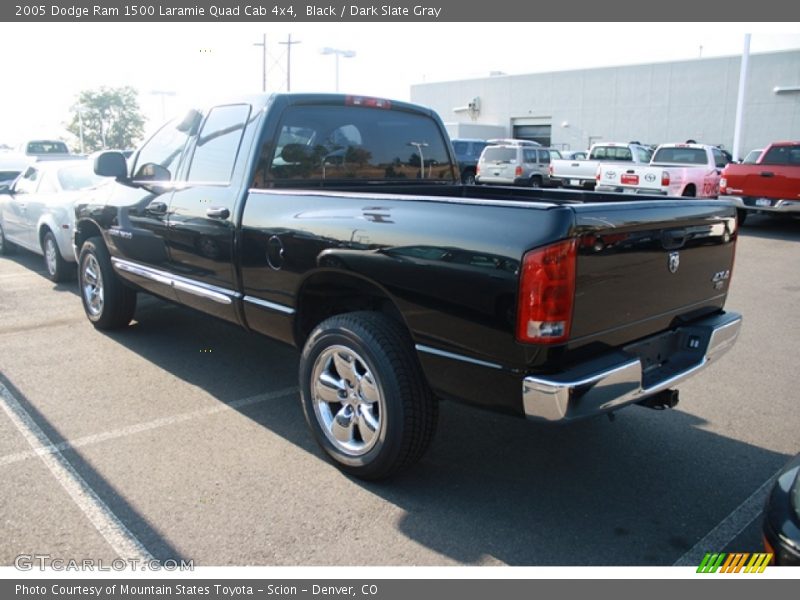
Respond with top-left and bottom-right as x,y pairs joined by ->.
552,160 -> 596,181
568,200 -> 737,348
598,166 -> 658,190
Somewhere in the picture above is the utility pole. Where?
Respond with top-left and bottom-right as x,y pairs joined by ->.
279,34 -> 301,91
253,34 -> 267,92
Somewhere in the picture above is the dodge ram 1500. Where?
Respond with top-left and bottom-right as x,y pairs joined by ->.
74,94 -> 742,479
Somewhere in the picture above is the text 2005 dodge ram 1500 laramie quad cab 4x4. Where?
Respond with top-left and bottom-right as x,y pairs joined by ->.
74,94 -> 742,479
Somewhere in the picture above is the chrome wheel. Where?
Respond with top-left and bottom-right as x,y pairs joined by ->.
311,345 -> 384,456
45,236 -> 58,276
82,254 -> 104,317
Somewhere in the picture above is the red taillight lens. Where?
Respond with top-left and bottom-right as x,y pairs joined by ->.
515,166 -> 523,177
661,171 -> 670,186
516,239 -> 577,344
720,177 -> 727,193
548,164 -> 553,176
596,167 -> 601,182
345,95 -> 392,109
476,164 -> 480,175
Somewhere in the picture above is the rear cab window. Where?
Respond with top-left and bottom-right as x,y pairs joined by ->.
761,145 -> 800,166
591,146 -> 633,161
652,147 -> 707,165
254,105 -> 457,186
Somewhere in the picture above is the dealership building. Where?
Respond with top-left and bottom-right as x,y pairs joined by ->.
410,49 -> 800,160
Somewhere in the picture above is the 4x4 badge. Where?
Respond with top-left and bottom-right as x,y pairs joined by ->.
668,251 -> 680,273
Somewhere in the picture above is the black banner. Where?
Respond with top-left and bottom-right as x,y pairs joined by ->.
4,579 -> 799,600
2,0 -> 800,22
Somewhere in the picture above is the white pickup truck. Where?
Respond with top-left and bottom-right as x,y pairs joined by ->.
596,143 -> 729,197
549,142 -> 653,189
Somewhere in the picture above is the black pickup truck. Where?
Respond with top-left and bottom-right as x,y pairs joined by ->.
75,93 -> 742,479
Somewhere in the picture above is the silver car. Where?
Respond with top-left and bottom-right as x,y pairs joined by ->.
476,144 -> 562,187
0,159 -> 108,281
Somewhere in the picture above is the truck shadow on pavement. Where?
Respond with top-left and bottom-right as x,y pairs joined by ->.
81,297 -> 792,566
1,249 -> 81,295
739,215 -> 800,242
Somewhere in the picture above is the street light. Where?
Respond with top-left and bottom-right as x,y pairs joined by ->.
320,47 -> 356,92
151,90 -> 176,121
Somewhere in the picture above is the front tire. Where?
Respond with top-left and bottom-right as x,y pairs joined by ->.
42,230 -> 69,282
299,311 -> 437,480
78,237 -> 137,329
0,222 -> 15,255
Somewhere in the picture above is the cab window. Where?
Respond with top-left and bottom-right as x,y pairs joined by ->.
255,105 -> 457,186
133,117 -> 192,181
187,104 -> 252,184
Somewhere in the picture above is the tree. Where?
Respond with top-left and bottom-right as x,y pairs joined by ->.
65,86 -> 145,153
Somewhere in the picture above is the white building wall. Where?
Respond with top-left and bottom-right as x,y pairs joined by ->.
411,50 -> 800,159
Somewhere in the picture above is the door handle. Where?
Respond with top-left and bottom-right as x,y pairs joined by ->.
759,171 -> 775,177
206,207 -> 230,219
146,200 -> 168,215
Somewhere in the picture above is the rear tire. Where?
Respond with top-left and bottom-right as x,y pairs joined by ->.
530,175 -> 542,188
299,311 -> 438,480
462,170 -> 476,185
42,230 -> 70,282
78,237 -> 137,329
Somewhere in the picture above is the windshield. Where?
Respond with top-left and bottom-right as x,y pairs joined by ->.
742,149 -> 762,164
652,147 -> 707,164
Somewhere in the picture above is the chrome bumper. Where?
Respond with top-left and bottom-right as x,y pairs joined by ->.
522,312 -> 742,422
727,196 -> 800,214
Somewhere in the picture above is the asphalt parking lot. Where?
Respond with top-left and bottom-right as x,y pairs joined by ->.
1,213 -> 798,568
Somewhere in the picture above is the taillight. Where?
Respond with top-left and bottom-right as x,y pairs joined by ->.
476,164 -> 480,175
661,171 -> 670,186
516,239 -> 577,344
720,177 -> 727,193
345,95 -> 391,109
548,164 -> 553,176
596,166 -> 601,182
515,165 -> 523,177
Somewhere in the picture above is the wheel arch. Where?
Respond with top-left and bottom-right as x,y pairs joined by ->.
294,270 -> 409,349
74,219 -> 105,254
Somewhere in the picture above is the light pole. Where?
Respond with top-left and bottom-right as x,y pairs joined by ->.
320,47 -> 356,92
408,141 -> 429,178
76,104 -> 85,155
151,90 -> 176,121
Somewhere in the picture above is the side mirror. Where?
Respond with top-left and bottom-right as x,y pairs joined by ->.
134,162 -> 171,183
94,151 -> 128,179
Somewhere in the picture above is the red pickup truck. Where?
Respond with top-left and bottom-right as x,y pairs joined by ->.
720,141 -> 800,224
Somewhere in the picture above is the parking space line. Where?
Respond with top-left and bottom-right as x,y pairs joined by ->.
0,380 -> 154,562
0,386 -> 299,468
672,473 -> 779,566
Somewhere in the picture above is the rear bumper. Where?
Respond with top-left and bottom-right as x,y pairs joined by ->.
595,184 -> 668,195
727,196 -> 800,214
522,311 -> 742,422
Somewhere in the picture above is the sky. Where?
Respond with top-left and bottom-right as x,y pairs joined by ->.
0,22 -> 798,146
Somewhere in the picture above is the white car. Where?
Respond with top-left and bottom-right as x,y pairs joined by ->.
0,159 -> 109,281
596,143 -> 729,198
